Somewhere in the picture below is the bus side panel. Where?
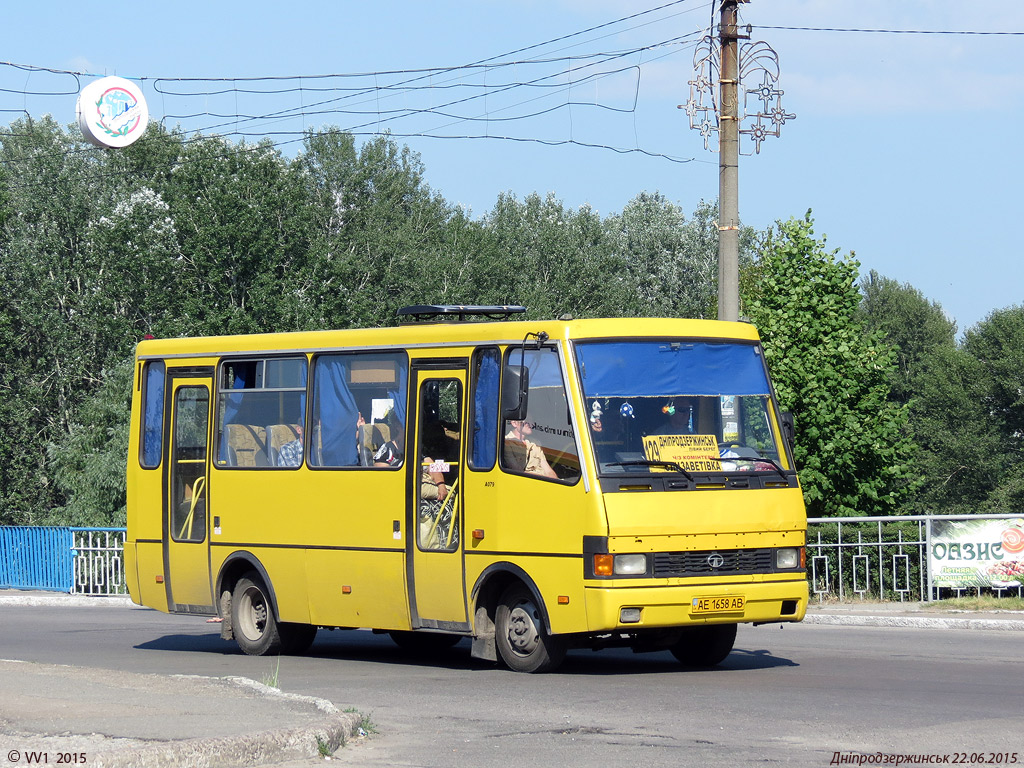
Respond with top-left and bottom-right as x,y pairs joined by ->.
224,546 -> 310,624
126,361 -> 166,609
465,471 -> 602,635
210,468 -> 407,628
305,550 -> 409,629
466,553 -> 590,635
124,542 -> 140,605
133,540 -> 169,613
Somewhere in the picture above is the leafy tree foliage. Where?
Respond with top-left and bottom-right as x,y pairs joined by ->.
858,270 -> 957,404
479,192 -> 631,319
46,360 -> 134,526
1,117 -> 1014,527
911,307 -> 1024,514
743,214 -> 916,517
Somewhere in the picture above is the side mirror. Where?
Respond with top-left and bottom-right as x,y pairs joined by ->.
501,367 -> 529,421
780,411 -> 795,451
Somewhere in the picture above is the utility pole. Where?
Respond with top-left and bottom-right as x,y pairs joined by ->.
683,0 -> 792,323
717,0 -> 742,322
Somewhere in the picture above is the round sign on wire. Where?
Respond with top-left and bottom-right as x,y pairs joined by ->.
77,76 -> 148,148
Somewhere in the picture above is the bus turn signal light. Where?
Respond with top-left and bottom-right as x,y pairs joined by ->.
594,554 -> 614,576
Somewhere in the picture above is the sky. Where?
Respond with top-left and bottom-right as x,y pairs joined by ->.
1,1 -> 1021,334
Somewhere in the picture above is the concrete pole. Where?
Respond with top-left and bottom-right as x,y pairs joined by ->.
717,0 -> 741,322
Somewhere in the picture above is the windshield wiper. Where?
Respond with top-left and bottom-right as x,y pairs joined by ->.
607,459 -> 694,481
712,454 -> 789,481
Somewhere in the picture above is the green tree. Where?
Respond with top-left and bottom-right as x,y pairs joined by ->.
294,130 -> 463,329
0,116 -> 99,522
743,214 -> 916,517
160,135 -> 311,336
913,306 -> 1024,515
46,360 -> 134,526
600,196 -> 760,320
858,270 -> 957,404
480,191 -> 631,319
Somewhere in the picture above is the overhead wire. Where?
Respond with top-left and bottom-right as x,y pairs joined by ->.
0,0 -> 713,187
753,25 -> 1024,35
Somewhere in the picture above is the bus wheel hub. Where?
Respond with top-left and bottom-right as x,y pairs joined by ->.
508,606 -> 539,654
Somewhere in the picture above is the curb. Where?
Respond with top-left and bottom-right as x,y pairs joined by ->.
0,661 -> 361,768
90,678 -> 361,768
0,593 -> 136,608
803,614 -> 1024,632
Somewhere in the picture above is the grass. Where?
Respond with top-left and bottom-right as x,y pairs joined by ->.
260,655 -> 281,688
344,707 -> 378,737
316,735 -> 333,757
921,595 -> 1024,612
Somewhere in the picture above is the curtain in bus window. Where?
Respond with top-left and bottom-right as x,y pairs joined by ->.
142,361 -> 165,467
217,366 -> 250,464
313,356 -> 360,466
291,364 -> 307,429
472,349 -> 500,468
387,375 -> 407,431
575,342 -> 771,397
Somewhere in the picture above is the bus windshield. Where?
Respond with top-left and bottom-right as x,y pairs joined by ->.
574,340 -> 790,476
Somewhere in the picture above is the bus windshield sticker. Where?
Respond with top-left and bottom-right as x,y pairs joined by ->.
642,434 -> 720,472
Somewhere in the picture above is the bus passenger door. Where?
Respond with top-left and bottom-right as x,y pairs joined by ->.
407,366 -> 469,631
163,372 -> 215,614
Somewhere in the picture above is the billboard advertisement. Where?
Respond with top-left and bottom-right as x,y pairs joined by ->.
930,517 -> 1024,589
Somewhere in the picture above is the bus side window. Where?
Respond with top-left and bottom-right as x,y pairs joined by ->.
500,347 -> 581,483
469,347 -> 500,471
309,352 -> 408,468
216,358 -> 306,469
140,360 -> 166,469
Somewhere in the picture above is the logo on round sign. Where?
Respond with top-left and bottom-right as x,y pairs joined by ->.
1002,526 -> 1024,555
77,76 -> 149,148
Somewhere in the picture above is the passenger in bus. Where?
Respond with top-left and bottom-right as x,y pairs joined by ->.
504,419 -> 558,479
372,410 -> 404,467
420,460 -> 448,501
277,426 -> 303,467
420,420 -> 453,501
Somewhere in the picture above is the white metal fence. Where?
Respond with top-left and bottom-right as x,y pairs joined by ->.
807,515 -> 1024,602
71,528 -> 127,595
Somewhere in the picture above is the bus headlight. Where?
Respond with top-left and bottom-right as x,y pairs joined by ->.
775,547 -> 801,570
613,554 -> 648,575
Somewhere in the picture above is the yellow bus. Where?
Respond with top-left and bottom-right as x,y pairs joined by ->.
126,305 -> 807,673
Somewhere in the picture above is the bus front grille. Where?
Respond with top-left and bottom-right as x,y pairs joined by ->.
653,548 -> 774,577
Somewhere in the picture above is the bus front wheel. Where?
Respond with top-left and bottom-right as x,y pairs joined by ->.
670,624 -> 737,667
494,584 -> 566,673
232,572 -> 282,656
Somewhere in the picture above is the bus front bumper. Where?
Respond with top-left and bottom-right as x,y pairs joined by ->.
583,577 -> 808,630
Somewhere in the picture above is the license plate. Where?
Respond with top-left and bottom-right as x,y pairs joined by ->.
691,595 -> 745,614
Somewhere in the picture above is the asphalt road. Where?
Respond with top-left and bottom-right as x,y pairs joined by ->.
1,604 -> 1022,767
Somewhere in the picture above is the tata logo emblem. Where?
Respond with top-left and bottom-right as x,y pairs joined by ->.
707,553 -> 725,569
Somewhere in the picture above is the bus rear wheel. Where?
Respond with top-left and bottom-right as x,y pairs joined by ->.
670,624 -> 737,667
232,572 -> 281,656
494,584 -> 566,673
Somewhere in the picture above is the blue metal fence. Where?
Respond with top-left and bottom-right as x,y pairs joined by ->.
0,526 -> 74,592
